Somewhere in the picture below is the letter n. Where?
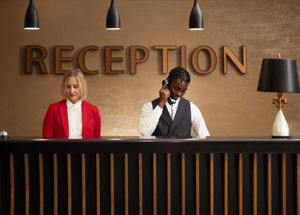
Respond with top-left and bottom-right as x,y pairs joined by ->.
223,46 -> 247,74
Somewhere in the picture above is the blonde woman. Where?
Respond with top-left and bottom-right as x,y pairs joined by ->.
43,68 -> 101,138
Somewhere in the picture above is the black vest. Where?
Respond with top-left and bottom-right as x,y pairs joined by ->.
151,97 -> 192,137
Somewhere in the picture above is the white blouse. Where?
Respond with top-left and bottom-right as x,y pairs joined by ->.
67,99 -> 82,137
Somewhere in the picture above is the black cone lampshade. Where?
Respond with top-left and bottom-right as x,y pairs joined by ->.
24,0 -> 39,30
258,58 -> 300,93
189,0 -> 203,30
106,0 -> 121,30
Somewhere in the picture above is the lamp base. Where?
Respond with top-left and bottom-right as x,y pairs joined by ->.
271,135 -> 290,139
271,109 -> 289,137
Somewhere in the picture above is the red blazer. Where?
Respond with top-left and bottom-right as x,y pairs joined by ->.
42,100 -> 101,138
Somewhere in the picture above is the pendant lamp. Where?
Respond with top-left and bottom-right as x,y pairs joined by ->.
106,0 -> 121,30
189,0 -> 203,30
24,0 -> 39,30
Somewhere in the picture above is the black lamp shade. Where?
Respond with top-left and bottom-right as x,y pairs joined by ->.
24,0 -> 39,30
257,58 -> 300,93
189,0 -> 203,30
106,0 -> 120,30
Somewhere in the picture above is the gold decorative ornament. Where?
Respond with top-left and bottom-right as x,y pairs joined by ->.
272,54 -> 287,110
272,92 -> 287,110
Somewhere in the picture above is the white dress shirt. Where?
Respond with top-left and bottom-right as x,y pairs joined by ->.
139,97 -> 210,138
67,99 -> 82,137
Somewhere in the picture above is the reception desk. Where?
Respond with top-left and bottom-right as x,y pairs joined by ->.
0,137 -> 299,215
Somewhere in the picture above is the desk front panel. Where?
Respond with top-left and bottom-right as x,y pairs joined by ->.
0,138 -> 299,215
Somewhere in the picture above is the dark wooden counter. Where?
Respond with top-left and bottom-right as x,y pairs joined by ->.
0,137 -> 299,215
1,136 -> 300,153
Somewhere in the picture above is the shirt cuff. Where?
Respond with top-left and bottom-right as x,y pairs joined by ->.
153,105 -> 163,116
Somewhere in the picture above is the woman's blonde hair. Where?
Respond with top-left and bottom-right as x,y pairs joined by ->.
60,68 -> 88,100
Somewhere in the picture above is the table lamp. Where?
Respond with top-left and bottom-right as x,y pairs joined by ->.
257,54 -> 300,137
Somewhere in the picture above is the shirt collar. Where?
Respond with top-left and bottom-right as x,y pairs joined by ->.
169,97 -> 180,107
67,99 -> 82,110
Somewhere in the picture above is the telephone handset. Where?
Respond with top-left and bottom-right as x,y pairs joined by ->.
162,79 -> 175,105
162,79 -> 169,89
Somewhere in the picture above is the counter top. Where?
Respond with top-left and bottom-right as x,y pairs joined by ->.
0,136 -> 299,154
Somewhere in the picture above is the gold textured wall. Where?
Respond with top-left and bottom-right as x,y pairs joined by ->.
1,0 -> 300,137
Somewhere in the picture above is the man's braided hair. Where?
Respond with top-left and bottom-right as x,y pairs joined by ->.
167,67 -> 191,84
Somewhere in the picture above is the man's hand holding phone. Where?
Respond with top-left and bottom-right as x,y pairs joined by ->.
158,80 -> 170,109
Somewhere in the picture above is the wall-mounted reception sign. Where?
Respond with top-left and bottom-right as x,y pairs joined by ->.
26,45 -> 247,75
